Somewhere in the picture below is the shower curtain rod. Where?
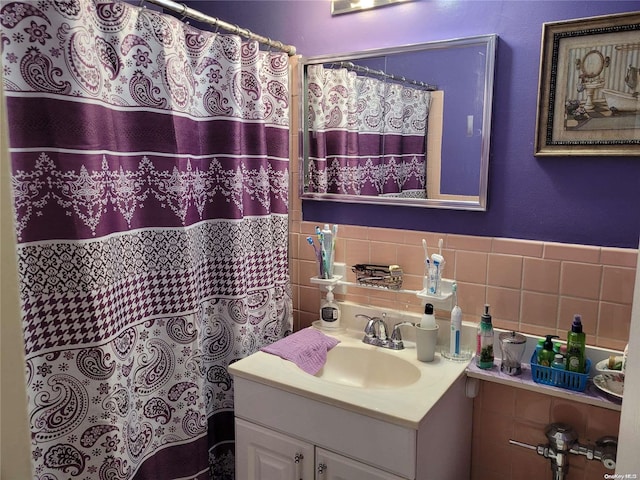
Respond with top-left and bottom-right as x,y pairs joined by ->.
139,0 -> 297,56
332,61 -> 437,91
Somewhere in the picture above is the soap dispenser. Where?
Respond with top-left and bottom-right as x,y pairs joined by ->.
319,285 -> 340,329
538,335 -> 559,367
476,304 -> 494,369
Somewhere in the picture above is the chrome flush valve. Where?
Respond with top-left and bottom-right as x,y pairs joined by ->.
510,423 -> 617,480
543,423 -> 578,480
570,435 -> 618,470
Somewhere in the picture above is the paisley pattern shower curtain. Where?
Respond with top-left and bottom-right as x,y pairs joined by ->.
306,64 -> 430,198
1,1 -> 291,479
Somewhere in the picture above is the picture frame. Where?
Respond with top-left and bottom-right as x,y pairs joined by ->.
331,0 -> 411,16
534,11 -> 640,156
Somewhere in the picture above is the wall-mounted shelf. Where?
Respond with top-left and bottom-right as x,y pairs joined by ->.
310,263 -> 454,309
466,360 -> 622,411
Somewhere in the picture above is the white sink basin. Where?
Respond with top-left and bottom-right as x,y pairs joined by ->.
314,345 -> 421,388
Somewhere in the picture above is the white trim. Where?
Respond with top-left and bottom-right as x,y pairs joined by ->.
615,236 -> 640,474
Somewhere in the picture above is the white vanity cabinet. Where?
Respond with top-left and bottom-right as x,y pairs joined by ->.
232,373 -> 472,480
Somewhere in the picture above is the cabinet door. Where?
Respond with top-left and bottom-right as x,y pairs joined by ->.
316,448 -> 407,480
236,418 -> 315,480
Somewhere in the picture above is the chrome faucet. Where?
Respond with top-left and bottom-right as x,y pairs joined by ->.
357,313 -> 411,350
389,321 -> 415,350
358,313 -> 387,346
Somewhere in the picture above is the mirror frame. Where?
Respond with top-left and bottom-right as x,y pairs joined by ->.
298,34 -> 498,211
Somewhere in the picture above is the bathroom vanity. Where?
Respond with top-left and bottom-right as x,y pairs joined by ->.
228,328 -> 473,480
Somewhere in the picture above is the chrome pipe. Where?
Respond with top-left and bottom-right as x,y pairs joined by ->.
139,0 -> 296,55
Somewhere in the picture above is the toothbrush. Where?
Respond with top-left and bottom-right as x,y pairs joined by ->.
438,238 -> 443,256
332,224 -> 338,252
306,236 -> 319,256
422,238 -> 429,265
422,238 -> 432,292
306,236 -> 323,277
315,226 -> 329,278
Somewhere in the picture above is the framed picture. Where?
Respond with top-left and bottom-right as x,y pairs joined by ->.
534,11 -> 640,156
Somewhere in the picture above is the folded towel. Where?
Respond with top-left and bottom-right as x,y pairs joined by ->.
261,328 -> 340,375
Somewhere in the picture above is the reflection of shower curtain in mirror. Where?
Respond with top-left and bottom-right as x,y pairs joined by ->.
307,65 -> 430,197
2,1 -> 291,478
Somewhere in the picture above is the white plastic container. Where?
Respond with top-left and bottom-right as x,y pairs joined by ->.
320,286 -> 340,329
420,303 -> 437,328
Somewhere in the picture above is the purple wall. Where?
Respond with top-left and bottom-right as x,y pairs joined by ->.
187,1 -> 640,248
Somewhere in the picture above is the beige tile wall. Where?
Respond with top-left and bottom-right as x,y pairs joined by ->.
289,222 -> 637,350
472,381 -> 621,480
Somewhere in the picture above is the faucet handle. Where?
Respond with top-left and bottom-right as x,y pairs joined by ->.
377,313 -> 388,342
358,314 -> 378,345
389,322 -> 414,350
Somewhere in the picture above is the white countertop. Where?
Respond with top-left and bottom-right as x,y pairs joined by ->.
228,326 -> 470,430
229,301 -> 625,429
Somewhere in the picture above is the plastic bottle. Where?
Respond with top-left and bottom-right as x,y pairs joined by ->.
566,314 -> 586,373
450,283 -> 462,356
476,304 -> 494,369
537,335 -> 559,367
421,303 -> 437,329
321,224 -> 334,278
552,353 -> 566,370
429,253 -> 445,295
319,286 -> 340,328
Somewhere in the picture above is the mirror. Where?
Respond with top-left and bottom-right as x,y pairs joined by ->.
299,34 -> 497,211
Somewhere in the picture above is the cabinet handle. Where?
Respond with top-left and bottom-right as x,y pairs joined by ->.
294,453 -> 303,480
317,463 -> 327,476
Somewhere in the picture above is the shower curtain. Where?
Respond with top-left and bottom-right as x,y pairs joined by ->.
1,1 -> 291,479
306,64 -> 430,198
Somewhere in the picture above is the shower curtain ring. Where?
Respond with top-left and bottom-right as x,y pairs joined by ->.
179,3 -> 188,21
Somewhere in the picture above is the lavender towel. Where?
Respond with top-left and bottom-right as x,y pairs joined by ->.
261,328 -> 340,375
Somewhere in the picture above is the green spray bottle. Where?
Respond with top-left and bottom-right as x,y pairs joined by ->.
566,314 -> 586,373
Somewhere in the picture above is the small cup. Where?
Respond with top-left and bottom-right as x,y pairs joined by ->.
416,324 -> 439,362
